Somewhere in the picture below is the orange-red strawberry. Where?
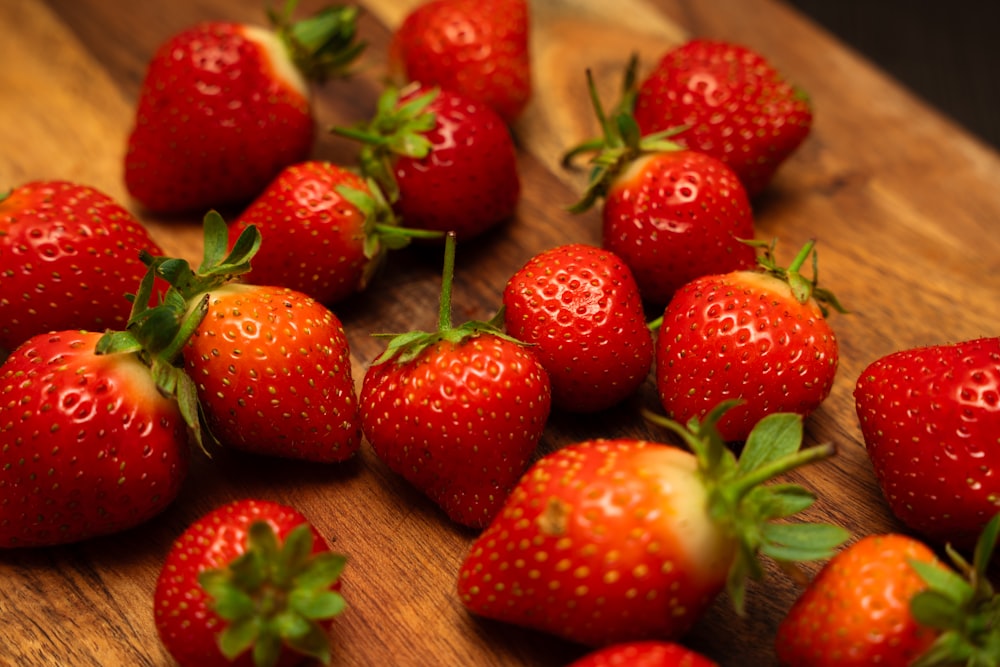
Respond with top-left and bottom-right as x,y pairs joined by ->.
569,641 -> 719,667
458,403 -> 847,646
154,498 -> 347,667
633,39 -> 813,198
502,243 -> 653,412
125,4 -> 364,213
360,233 -> 551,528
0,180 -> 164,354
388,0 -> 531,124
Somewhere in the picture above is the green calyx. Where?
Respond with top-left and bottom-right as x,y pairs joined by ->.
909,513 -> 1000,667
268,0 -> 366,82
644,401 -> 849,614
746,237 -> 849,317
198,521 -> 348,667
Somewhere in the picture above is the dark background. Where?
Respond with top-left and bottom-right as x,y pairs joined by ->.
785,0 -> 1000,151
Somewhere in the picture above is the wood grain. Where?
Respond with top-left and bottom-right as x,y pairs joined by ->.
3,0 -> 1000,665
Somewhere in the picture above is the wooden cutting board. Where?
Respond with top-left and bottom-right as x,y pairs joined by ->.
3,0 -> 999,665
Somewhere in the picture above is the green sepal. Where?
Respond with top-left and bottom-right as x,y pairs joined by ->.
745,237 -> 849,317
269,0 -> 366,83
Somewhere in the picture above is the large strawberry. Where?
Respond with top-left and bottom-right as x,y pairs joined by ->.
147,212 -> 361,463
154,498 -> 347,667
360,233 -> 551,529
502,243 -> 653,413
387,0 -> 531,124
568,641 -> 719,667
0,180 -> 164,354
564,59 -> 756,306
854,337 -> 1000,550
655,239 -> 845,442
332,84 -> 520,240
776,514 -> 1000,666
125,3 -> 365,213
457,402 -> 847,646
633,39 -> 813,198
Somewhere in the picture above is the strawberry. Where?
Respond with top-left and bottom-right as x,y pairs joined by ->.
776,514 -> 1000,666
125,4 -> 365,213
227,160 -> 439,306
502,243 -> 653,413
655,239 -> 845,442
633,39 -> 813,198
387,0 -> 531,124
0,180 -> 164,355
147,212 -> 361,463
154,498 -> 347,667
568,641 -> 719,667
457,402 -> 847,646
360,233 -> 551,529
564,59 -> 756,306
854,336 -> 1000,550
332,84 -> 520,240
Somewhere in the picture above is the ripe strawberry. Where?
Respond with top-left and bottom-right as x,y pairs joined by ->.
148,212 -> 361,462
776,514 -> 1000,666
457,403 -> 847,646
854,337 -> 1000,550
332,84 -> 520,240
568,641 -> 719,667
564,59 -> 756,306
154,498 -> 347,667
387,0 -> 531,124
360,233 -> 551,529
0,180 -> 164,354
633,39 -> 813,198
655,239 -> 844,442
502,243 -> 653,413
125,5 -> 365,213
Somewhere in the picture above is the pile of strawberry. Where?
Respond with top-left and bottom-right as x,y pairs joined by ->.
2,0 -> 999,666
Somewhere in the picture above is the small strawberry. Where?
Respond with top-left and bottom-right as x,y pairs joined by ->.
633,39 -> 813,198
332,84 -> 520,240
776,514 -> 1000,666
655,239 -> 845,442
854,337 -> 1000,550
387,0 -> 531,124
154,498 -> 347,667
568,641 -> 719,667
458,403 -> 847,646
502,243 -> 653,413
125,3 -> 365,213
0,180 -> 164,354
360,233 -> 551,529
563,58 -> 756,306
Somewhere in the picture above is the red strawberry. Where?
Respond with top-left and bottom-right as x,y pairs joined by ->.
125,6 -> 365,213
154,498 -> 347,667
388,0 -> 531,124
457,403 -> 847,646
655,239 -> 844,442
568,641 -> 719,667
0,180 -> 164,354
854,337 -> 1000,549
149,212 -> 361,463
502,243 -> 653,413
633,39 -> 813,198
776,515 -> 1000,666
333,84 -> 520,240
564,60 -> 756,306
360,233 -> 551,528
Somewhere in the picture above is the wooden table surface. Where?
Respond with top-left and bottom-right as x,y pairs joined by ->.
3,0 -> 1000,665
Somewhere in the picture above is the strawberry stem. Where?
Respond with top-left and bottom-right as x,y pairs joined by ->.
438,232 -> 457,331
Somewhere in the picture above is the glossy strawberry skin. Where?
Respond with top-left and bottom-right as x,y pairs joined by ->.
228,161 -> 369,306
603,151 -> 756,306
388,0 -> 531,124
634,39 -> 812,198
656,271 -> 838,442
0,181 -> 164,354
184,284 -> 361,462
775,534 -> 941,667
569,641 -> 720,667
125,22 -> 312,213
854,337 -> 1000,549
502,244 -> 654,413
0,331 -> 189,548
360,333 -> 551,529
